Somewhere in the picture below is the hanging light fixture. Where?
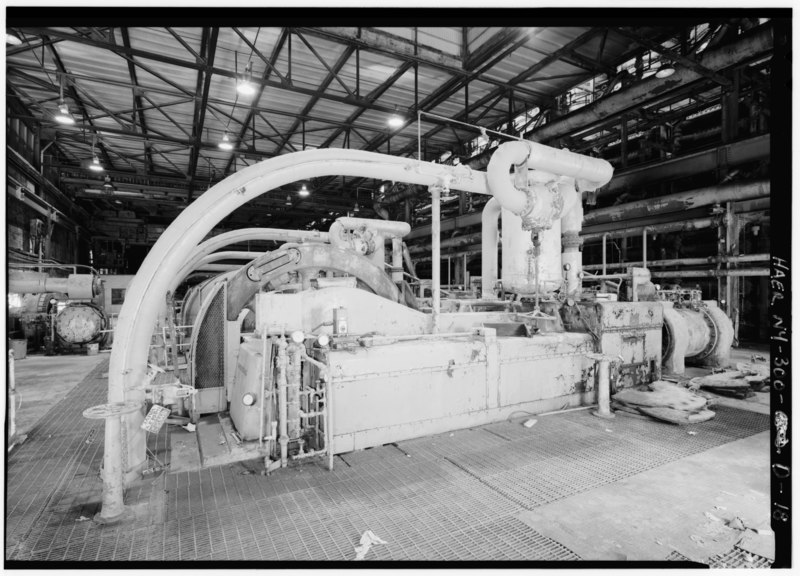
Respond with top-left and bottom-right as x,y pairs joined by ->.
353,189 -> 360,213
102,175 -> 115,192
218,131 -> 234,150
298,183 -> 310,197
379,184 -> 385,194
285,194 -> 292,206
88,136 -> 104,172
477,127 -> 489,146
89,155 -> 104,172
54,77 -> 75,125
387,107 -> 404,128
237,60 -> 256,96
655,61 -> 676,78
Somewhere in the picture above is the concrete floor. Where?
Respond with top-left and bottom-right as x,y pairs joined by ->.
6,349 -> 773,564
10,352 -> 107,438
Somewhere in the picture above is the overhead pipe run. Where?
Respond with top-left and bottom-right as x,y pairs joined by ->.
9,271 -> 100,299
529,25 -> 773,144
584,180 -> 770,226
583,253 -> 770,271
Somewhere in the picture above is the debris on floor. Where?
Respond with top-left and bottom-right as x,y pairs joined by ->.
523,418 -> 538,428
611,380 -> 714,424
353,530 -> 388,560
689,367 -> 766,398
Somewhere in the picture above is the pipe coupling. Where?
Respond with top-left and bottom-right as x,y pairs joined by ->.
561,230 -> 583,249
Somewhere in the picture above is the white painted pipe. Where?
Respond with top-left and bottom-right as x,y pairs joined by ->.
169,228 -> 329,295
487,140 -> 613,229
481,197 -> 502,299
336,216 -> 411,238
431,185 -> 441,333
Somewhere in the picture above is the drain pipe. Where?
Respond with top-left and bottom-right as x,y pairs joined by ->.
481,197 -> 502,299
602,233 -> 609,275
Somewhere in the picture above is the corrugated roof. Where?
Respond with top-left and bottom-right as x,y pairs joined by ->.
6,23 -> 711,223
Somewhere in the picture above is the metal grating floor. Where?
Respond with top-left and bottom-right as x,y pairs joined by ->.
6,362 -> 769,563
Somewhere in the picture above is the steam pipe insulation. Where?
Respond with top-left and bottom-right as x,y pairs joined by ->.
583,180 -> 770,226
276,338 -> 289,467
287,342 -> 302,441
169,228 -> 329,294
9,271 -> 100,299
109,148 -> 489,483
481,197 -> 502,299
487,140 -> 612,231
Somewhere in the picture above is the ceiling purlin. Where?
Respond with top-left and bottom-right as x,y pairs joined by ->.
120,30 -> 154,173
187,27 -> 220,200
44,35 -> 115,170
615,27 -> 732,87
312,28 -> 537,195
224,28 -> 289,175
273,40 -> 358,156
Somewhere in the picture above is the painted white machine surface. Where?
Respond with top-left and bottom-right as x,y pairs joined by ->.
325,331 -> 594,453
501,209 -> 563,294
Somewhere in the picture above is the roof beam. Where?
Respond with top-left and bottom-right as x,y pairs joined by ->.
44,35 -> 115,170
187,27 -> 219,199
273,42 -> 357,156
615,27 -> 732,87
224,28 -> 289,174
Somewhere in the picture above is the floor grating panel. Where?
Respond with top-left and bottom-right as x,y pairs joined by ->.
6,362 -> 768,562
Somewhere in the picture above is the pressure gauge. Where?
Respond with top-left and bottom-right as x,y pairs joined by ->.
290,330 -> 305,344
242,393 -> 256,406
316,333 -> 330,348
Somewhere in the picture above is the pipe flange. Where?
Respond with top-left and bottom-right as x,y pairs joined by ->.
690,306 -> 719,361
561,231 -> 583,249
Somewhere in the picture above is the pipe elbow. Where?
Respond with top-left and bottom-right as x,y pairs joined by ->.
486,141 -> 531,215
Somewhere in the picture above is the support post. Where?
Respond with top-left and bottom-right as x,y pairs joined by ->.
588,354 -> 615,420
83,401 -> 141,524
8,351 -> 16,441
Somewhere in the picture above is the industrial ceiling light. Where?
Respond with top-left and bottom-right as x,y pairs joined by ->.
387,107 -> 404,128
102,175 -> 115,191
379,184 -> 385,194
89,155 -> 104,172
298,184 -> 310,197
285,194 -> 292,206
53,78 -> 75,125
6,31 -> 22,45
218,132 -> 234,150
237,61 -> 256,96
655,63 -> 676,78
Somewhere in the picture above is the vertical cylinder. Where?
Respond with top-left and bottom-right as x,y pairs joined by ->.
602,233 -> 609,276
481,197 -> 501,299
391,237 -> 403,285
592,359 -> 615,419
642,227 -> 648,270
98,415 -> 126,521
8,351 -> 16,440
431,185 -> 441,333
325,377 -> 334,471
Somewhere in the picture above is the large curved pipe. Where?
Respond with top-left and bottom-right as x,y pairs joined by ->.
108,149 -> 489,484
481,197 -> 501,298
169,228 -> 329,295
111,148 -> 485,405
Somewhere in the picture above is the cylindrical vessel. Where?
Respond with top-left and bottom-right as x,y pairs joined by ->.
55,303 -> 108,345
501,209 -> 562,294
